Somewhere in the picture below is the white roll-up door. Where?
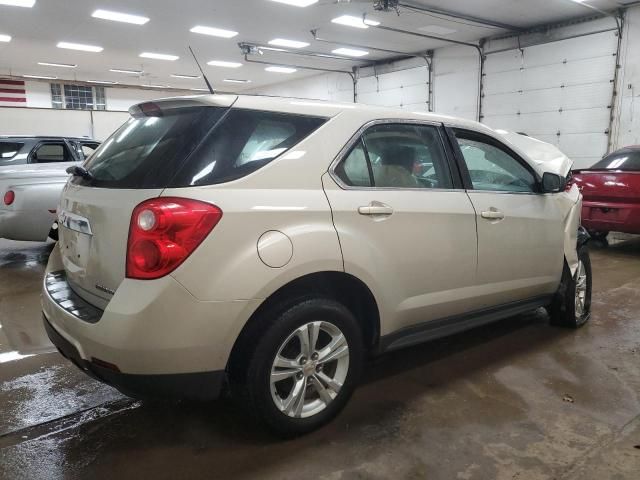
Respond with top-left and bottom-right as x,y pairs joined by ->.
357,65 -> 430,112
482,30 -> 618,168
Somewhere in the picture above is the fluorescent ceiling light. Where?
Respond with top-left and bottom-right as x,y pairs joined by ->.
140,52 -> 179,61
223,78 -> 252,83
92,9 -> 149,25
171,74 -> 201,79
419,25 -> 456,35
88,80 -> 118,84
0,34 -> 11,42
190,88 -> 210,91
141,84 -> 168,88
57,42 -> 103,52
268,38 -> 310,49
265,66 -> 296,73
331,15 -> 380,29
23,74 -> 57,79
110,68 -> 143,74
38,62 -> 76,68
207,60 -> 242,68
190,25 -> 238,38
332,47 -> 369,57
269,0 -> 318,7
0,0 -> 35,7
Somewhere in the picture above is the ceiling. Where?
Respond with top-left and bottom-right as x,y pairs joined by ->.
0,0 -> 632,93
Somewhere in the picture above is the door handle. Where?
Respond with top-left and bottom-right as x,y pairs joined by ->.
481,209 -> 505,220
358,203 -> 394,216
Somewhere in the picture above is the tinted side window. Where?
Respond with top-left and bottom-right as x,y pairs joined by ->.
32,142 -> 72,163
0,141 -> 25,165
591,151 -> 640,171
363,124 -> 452,189
454,132 -> 536,193
334,140 -> 371,187
80,142 -> 100,159
171,110 -> 326,186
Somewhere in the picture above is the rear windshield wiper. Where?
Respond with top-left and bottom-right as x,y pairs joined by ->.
66,165 -> 94,180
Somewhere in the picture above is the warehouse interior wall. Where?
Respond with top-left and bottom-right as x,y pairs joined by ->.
2,5 -> 639,158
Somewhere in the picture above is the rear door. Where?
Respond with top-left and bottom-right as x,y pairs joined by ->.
323,121 -> 478,335
448,128 -> 564,306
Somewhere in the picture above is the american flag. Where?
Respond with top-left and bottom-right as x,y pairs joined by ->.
0,79 -> 27,107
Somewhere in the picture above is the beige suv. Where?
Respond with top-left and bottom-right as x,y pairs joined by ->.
42,95 -> 591,435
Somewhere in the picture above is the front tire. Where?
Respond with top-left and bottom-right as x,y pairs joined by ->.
232,298 -> 364,437
548,245 -> 592,328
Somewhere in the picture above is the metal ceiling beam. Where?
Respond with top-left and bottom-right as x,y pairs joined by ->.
310,29 -> 430,58
239,42 -> 359,62
397,1 -> 524,32
369,24 -> 482,54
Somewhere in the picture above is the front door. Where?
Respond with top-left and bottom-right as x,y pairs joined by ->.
323,122 -> 478,336
449,128 -> 565,307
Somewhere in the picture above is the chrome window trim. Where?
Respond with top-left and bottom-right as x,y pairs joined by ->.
328,118 -> 461,192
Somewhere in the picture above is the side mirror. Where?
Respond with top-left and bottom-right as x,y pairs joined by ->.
541,172 -> 566,193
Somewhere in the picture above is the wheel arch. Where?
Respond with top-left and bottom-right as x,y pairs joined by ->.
226,271 -> 381,375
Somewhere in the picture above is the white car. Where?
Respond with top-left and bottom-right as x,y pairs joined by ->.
41,95 -> 590,435
0,136 -> 100,241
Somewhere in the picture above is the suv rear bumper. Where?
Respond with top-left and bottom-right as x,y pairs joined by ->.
43,315 -> 225,400
41,245 -> 261,400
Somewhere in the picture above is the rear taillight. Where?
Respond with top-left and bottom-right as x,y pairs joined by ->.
3,190 -> 15,206
126,197 -> 222,280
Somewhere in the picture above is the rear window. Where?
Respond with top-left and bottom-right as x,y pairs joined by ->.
170,109 -> 326,186
0,141 -> 25,165
78,106 -> 226,188
591,151 -> 640,171
77,106 -> 326,189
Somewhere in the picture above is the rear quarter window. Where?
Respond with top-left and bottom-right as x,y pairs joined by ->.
170,109 -> 326,187
0,141 -> 25,165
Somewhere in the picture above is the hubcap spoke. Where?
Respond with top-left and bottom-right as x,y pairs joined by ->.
296,325 -> 312,358
316,371 -> 343,393
282,377 -> 307,417
273,355 -> 299,369
270,368 -> 300,383
311,375 -> 334,405
318,333 -> 348,364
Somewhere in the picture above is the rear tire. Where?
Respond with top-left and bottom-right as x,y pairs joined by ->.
230,297 -> 364,437
548,246 -> 592,328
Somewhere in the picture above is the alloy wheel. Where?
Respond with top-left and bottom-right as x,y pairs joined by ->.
270,321 -> 350,419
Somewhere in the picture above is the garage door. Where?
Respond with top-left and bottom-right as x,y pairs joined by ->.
357,65 -> 431,112
481,31 -> 618,168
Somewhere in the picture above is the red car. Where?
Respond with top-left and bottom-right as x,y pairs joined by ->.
572,146 -> 640,240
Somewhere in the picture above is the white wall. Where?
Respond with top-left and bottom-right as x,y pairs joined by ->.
0,107 -> 129,141
245,72 -> 354,102
615,5 -> 640,148
432,45 -> 480,120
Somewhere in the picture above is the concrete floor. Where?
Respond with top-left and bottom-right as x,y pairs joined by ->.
0,236 -> 639,480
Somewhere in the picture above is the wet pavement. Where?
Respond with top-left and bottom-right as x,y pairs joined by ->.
0,236 -> 639,480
